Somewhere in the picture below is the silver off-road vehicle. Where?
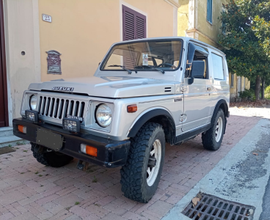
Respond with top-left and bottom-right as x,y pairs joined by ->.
13,37 -> 229,203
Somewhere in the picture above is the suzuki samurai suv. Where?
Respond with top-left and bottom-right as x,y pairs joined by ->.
13,37 -> 230,203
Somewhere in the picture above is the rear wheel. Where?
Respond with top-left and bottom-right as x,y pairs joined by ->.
31,143 -> 73,167
120,122 -> 165,203
202,109 -> 225,151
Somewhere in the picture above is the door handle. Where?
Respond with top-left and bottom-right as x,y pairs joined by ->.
207,87 -> 212,91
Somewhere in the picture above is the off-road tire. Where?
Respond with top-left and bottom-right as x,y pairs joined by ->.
31,143 -> 73,167
202,109 -> 225,151
120,122 -> 165,203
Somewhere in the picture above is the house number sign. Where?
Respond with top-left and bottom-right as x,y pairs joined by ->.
42,14 -> 52,23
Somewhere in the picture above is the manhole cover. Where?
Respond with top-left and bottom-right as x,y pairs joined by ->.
182,193 -> 255,220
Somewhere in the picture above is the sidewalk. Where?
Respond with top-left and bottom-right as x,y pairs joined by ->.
0,107 -> 265,220
164,111 -> 270,219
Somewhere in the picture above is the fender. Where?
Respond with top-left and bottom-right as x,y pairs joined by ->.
211,99 -> 229,133
127,109 -> 176,139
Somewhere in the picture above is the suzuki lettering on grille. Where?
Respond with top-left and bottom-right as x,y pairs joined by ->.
52,87 -> 74,92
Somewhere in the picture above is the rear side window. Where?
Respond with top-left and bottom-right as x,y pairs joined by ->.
212,53 -> 224,80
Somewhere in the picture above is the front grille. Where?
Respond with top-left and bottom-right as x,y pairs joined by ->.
182,193 -> 255,220
38,96 -> 85,121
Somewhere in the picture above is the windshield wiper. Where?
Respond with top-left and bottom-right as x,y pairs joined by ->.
134,66 -> 165,74
149,67 -> 165,74
108,65 -> 132,74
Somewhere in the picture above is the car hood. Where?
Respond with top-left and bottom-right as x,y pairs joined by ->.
28,76 -> 178,98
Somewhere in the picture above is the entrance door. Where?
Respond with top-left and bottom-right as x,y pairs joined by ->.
0,0 -> 8,127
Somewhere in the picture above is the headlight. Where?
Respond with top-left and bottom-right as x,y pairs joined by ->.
95,104 -> 112,127
29,95 -> 38,110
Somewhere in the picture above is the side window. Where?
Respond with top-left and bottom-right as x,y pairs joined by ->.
207,0 -> 213,24
185,51 -> 208,79
212,53 -> 224,80
185,43 -> 209,79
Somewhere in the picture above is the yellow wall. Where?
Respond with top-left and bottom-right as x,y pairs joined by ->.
245,78 -> 250,90
39,0 -> 176,82
126,0 -> 174,37
229,73 -> 237,97
229,74 -> 250,98
178,0 -> 228,47
196,0 -> 228,45
177,0 -> 189,37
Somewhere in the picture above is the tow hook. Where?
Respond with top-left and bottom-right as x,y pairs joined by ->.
77,160 -> 85,170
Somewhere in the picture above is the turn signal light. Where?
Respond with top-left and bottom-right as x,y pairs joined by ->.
18,125 -> 27,134
80,144 -> 98,157
127,104 -> 137,113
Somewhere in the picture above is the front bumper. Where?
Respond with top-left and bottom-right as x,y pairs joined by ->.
13,118 -> 130,168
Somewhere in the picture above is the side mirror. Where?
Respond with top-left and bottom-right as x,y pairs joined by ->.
188,61 -> 205,85
191,60 -> 205,78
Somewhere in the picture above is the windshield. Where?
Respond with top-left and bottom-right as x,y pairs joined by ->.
101,39 -> 183,72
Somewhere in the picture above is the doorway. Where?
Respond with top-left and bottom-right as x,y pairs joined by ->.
0,0 -> 8,127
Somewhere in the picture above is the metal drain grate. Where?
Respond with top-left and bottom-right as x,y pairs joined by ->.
182,193 -> 255,220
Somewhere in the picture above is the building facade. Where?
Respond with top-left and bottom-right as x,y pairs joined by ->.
177,0 -> 250,100
1,0 -> 41,128
0,0 -> 179,128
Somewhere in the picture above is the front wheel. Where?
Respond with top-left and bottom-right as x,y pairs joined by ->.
120,122 -> 165,203
202,109 -> 225,151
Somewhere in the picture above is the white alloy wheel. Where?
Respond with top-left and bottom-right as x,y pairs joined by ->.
215,117 -> 223,142
120,122 -> 165,203
146,139 -> 162,186
202,109 -> 225,151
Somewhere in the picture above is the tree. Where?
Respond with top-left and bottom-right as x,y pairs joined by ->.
253,1 -> 270,56
218,0 -> 270,100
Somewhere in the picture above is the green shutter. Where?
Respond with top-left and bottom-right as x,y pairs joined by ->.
207,0 -> 212,23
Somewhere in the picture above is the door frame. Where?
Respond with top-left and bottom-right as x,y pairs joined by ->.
0,0 -> 8,127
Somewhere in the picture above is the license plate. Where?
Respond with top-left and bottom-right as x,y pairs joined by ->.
36,128 -> 63,151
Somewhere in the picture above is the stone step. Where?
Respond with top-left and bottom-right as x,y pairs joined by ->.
0,127 -> 13,137
0,135 -> 29,148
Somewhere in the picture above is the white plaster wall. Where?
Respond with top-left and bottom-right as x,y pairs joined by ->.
4,0 -> 41,125
188,0 -> 195,30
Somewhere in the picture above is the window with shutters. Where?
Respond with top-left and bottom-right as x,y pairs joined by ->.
207,0 -> 213,24
122,5 -> 146,41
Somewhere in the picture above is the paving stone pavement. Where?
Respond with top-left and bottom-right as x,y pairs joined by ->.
0,111 -> 260,220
